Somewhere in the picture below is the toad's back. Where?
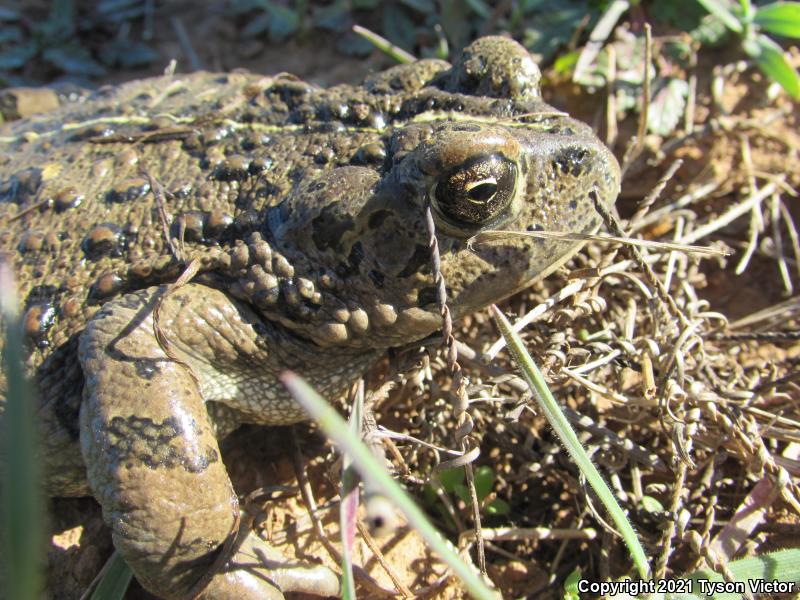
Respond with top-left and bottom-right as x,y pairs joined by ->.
1,70 -> 395,363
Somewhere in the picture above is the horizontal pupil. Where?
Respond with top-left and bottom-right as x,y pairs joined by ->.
468,182 -> 497,202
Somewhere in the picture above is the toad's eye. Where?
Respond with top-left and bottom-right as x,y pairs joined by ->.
432,154 -> 517,228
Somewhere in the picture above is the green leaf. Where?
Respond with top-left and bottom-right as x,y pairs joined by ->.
90,552 -> 133,600
398,0 -> 436,14
242,12 -> 270,36
523,2 -> 594,63
437,466 -> 464,493
563,567 -> 582,600
382,2 -> 417,51
639,495 -> 665,513
311,0 -> 351,32
336,31 -> 378,56
690,13 -> 731,45
663,39 -> 694,64
472,465 -> 495,502
647,77 -> 689,136
42,45 -> 106,77
0,25 -> 22,44
0,44 -> 36,70
553,50 -> 580,76
650,0 -> 706,30
485,498 -> 510,516
98,0 -> 144,14
47,0 -> 76,37
439,0 -> 473,53
99,39 -> 158,68
464,0 -> 492,19
0,7 -> 21,20
453,482 -> 470,504
96,0 -> 146,23
745,34 -> 800,98
249,2 -> 299,41
695,0 -> 744,32
753,2 -> 800,38
740,0 -> 754,20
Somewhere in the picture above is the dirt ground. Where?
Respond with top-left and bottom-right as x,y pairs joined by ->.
3,1 -> 800,599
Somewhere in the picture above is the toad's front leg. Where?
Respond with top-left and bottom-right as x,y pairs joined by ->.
78,285 -> 339,599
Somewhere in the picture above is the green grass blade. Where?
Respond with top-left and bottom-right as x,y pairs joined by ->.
696,0 -> 744,32
0,264 -> 45,600
281,372 -> 500,600
490,305 -> 651,580
351,24 -> 416,64
339,391 -> 362,600
739,0 -> 754,20
753,1 -> 800,38
744,33 -> 800,98
90,551 -> 133,600
682,548 -> 800,599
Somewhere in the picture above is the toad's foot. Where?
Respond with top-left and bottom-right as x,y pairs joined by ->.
78,284 -> 339,598
199,527 -> 341,599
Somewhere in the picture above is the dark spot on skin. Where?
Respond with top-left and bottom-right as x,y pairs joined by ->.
23,302 -> 56,348
82,223 -> 124,259
351,143 -> 386,167
569,199 -> 578,210
68,123 -> 115,141
450,122 -> 482,132
134,359 -> 162,380
368,209 -> 392,230
547,126 -> 575,136
397,244 -> 431,278
347,241 -> 364,272
249,156 -> 273,174
106,415 -> 219,473
215,155 -> 251,181
417,286 -> 439,307
311,204 -> 355,253
170,184 -> 193,199
553,147 -> 589,177
25,284 -> 60,308
315,148 -> 335,164
48,337 -> 84,439
232,209 -> 261,235
368,270 -> 385,288
106,177 -> 150,203
1,167 -> 43,204
201,124 -> 232,144
53,186 -> 83,212
173,211 -> 205,243
205,210 -> 234,239
88,273 -> 125,303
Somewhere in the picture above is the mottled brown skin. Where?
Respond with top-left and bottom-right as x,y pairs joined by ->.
0,37 -> 619,599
